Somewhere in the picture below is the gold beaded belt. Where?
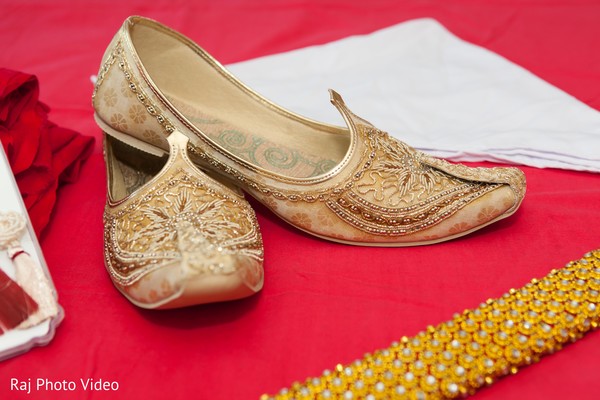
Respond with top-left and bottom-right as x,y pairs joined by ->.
262,250 -> 600,399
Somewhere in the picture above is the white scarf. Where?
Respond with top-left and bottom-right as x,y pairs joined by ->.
228,19 -> 600,172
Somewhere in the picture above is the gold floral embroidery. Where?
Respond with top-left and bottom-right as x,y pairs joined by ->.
105,42 -> 175,135
290,213 -> 312,229
142,129 -> 159,139
329,233 -> 347,241
110,113 -> 128,131
420,234 -> 441,241
316,209 -> 335,227
142,129 -> 163,146
477,206 -> 500,224
503,197 -> 515,209
124,195 -> 237,254
325,125 -> 502,237
121,79 -> 135,98
129,104 -> 147,124
160,279 -> 172,295
105,168 -> 263,286
103,87 -> 117,107
148,289 -> 159,302
263,197 -> 279,211
449,222 -> 470,234
357,131 -> 447,207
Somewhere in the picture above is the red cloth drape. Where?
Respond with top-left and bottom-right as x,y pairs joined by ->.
0,68 -> 94,235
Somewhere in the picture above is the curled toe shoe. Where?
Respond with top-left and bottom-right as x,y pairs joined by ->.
93,16 -> 526,247
103,130 -> 264,309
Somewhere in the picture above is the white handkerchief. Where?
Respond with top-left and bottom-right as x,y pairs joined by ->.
228,19 -> 600,172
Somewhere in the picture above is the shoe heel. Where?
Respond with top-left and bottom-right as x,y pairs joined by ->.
94,112 -> 168,157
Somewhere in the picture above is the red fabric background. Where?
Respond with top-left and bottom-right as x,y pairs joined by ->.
1,1 -> 599,399
0,68 -> 94,236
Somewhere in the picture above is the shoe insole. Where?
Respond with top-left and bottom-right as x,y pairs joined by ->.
166,95 -> 340,179
107,136 -> 167,201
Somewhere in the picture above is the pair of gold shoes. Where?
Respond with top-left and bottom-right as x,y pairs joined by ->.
93,17 -> 526,309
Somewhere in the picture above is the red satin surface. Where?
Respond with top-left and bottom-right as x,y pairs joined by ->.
1,1 -> 599,399
0,69 -> 94,235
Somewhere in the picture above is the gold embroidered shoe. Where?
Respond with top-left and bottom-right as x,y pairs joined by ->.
93,16 -> 526,247
102,130 -> 264,309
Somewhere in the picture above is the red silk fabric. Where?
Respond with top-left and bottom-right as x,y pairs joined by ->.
0,68 -> 94,235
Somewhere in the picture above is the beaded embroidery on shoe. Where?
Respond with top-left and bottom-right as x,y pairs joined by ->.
103,130 -> 264,309
93,16 -> 526,247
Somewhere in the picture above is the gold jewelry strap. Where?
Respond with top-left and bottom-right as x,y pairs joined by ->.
262,250 -> 600,399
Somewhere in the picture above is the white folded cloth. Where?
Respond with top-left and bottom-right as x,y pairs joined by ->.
228,19 -> 600,172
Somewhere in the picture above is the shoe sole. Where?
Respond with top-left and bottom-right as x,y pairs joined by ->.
106,259 -> 264,310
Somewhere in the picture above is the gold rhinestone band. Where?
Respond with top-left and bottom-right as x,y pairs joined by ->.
262,250 -> 600,399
